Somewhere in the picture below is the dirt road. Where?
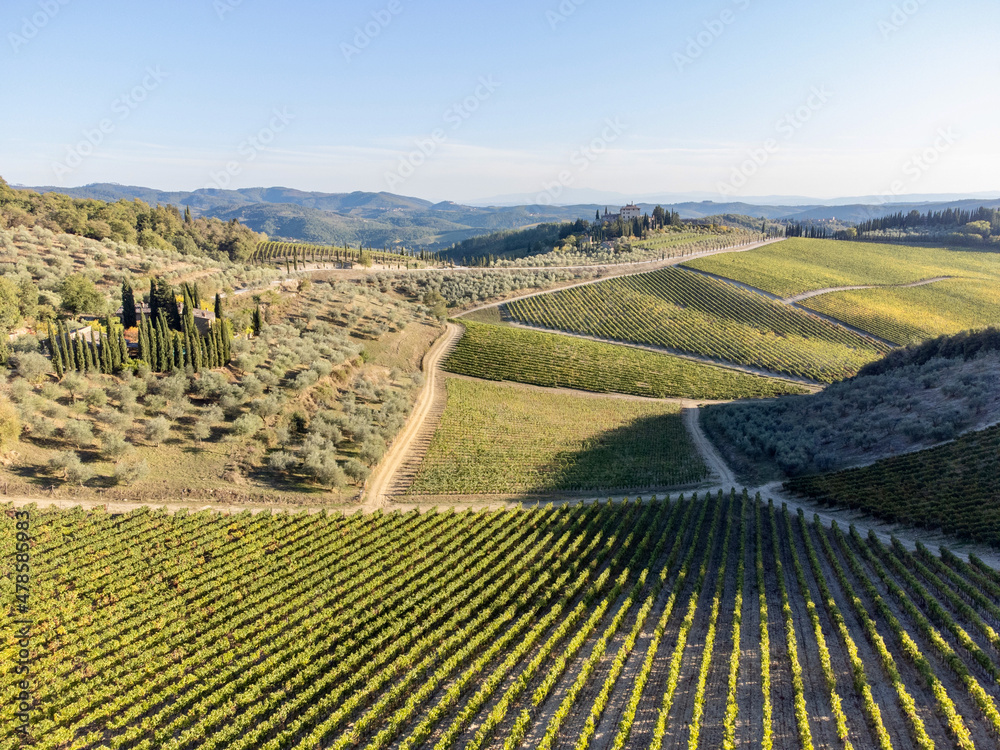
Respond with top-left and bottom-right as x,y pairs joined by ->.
682,407 -> 737,488
782,275 -> 953,303
362,322 -> 461,508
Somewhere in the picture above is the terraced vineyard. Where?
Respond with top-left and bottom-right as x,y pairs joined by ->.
406,378 -> 707,495
444,321 -> 810,400
503,267 -> 888,383
786,423 -> 1000,546
802,278 -> 1000,345
9,495 -> 1000,748
249,240 -> 415,267
682,237 -> 1000,298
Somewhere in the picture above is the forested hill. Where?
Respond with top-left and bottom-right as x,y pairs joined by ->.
0,178 -> 261,260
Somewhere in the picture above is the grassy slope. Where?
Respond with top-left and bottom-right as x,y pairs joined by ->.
445,320 -> 809,400
785,423 -> 1000,547
503,267 -> 886,383
407,377 -> 707,494
682,237 -> 1000,297
802,278 -> 1000,345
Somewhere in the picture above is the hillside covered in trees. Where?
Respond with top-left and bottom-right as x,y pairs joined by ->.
0,178 -> 261,261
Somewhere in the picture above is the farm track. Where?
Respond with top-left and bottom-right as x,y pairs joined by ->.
363,322 -> 460,507
783,275 -> 954,303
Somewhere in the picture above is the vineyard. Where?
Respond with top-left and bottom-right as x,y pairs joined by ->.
502,267 -> 888,383
801,278 -> 1000,346
8,495 -> 1000,748
786,423 -> 1000,547
406,378 -> 707,495
681,237 -> 1000,298
444,321 -> 809,400
494,231 -> 768,269
248,241 -> 426,268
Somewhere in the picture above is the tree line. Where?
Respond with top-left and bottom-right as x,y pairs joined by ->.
45,279 -> 233,376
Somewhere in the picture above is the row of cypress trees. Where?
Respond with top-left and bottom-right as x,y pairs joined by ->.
48,279 -> 233,377
46,317 -> 130,378
136,311 -> 232,373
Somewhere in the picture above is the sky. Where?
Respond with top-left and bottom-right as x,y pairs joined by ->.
2,0 -> 998,203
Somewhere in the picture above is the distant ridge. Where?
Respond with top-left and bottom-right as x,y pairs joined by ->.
21,182 -> 1000,248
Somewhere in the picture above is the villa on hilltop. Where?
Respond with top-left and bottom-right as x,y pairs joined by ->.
598,203 -> 643,223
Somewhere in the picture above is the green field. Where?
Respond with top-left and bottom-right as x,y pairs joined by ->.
682,238 -> 1000,297
786,423 -> 1000,546
503,267 -> 888,383
445,320 -> 809,400
802,278 -> 1000,345
407,377 -> 707,494
10,495 -> 1000,749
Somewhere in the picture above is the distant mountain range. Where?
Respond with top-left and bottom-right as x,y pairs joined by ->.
21,183 -> 1000,248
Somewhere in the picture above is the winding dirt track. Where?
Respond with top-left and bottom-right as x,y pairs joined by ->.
362,322 -> 461,508
782,275 -> 953,303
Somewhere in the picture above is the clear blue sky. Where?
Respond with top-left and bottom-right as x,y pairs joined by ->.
2,0 -> 998,202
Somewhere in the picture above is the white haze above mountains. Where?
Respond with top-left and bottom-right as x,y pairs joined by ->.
468,187 -> 1000,208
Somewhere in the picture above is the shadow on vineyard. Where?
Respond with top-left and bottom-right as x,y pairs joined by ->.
542,414 -> 709,493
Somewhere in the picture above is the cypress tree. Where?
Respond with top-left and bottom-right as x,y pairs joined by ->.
214,292 -> 224,322
75,337 -> 88,373
138,316 -> 150,366
156,314 -> 171,371
48,323 -> 64,378
221,320 -> 232,364
172,334 -> 183,371
98,336 -> 109,374
60,322 -> 75,371
121,280 -> 137,329
252,305 -> 263,336
206,328 -> 218,368
149,279 -> 158,323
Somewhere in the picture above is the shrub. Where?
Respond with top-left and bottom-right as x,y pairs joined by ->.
62,419 -> 95,448
84,387 -> 107,410
231,413 -> 264,437
101,431 -> 133,460
49,451 -> 92,485
13,352 -> 50,383
144,416 -> 171,446
0,396 -> 22,452
359,436 -> 386,466
342,458 -> 370,482
191,421 -> 212,443
268,450 -> 297,472
301,447 -> 346,487
113,458 -> 149,486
